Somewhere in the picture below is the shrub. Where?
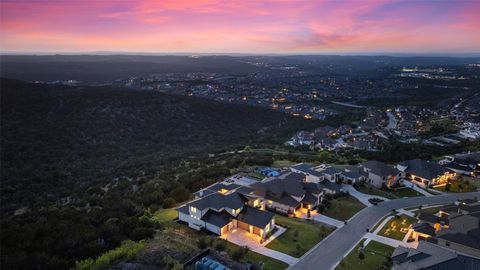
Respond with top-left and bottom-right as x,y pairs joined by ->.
163,197 -> 176,208
214,241 -> 226,251
75,240 -> 146,270
231,246 -> 249,261
197,237 -> 208,249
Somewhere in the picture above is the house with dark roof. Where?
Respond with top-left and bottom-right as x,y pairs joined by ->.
360,160 -> 402,188
435,211 -> 480,258
339,166 -> 365,185
392,241 -> 480,270
410,200 -> 480,258
290,163 -> 324,183
177,186 -> 275,239
251,171 -> 327,214
397,159 -> 455,187
441,152 -> 480,177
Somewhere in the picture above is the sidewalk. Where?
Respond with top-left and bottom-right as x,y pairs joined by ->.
364,233 -> 418,249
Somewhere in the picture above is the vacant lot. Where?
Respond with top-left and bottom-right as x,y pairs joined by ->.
322,196 -> 366,220
266,215 -> 333,257
336,240 -> 394,270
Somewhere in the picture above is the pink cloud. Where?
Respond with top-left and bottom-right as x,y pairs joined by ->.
0,0 -> 478,53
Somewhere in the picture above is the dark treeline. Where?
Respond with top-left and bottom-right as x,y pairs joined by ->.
0,79 -> 320,269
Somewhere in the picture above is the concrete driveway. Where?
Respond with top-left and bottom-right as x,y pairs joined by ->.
220,226 -> 299,265
289,191 -> 480,270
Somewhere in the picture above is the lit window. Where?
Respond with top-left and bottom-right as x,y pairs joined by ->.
191,207 -> 197,213
265,224 -> 270,231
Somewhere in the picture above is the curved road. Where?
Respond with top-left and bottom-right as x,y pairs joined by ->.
289,192 -> 480,270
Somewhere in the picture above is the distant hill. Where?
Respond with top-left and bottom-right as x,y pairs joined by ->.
0,55 -> 259,82
0,78 -> 320,269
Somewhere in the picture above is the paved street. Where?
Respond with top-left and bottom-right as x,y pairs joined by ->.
289,191 -> 480,270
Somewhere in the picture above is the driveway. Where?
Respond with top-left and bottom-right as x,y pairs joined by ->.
221,226 -> 299,265
289,191 -> 480,270
341,184 -> 390,206
402,181 -> 434,197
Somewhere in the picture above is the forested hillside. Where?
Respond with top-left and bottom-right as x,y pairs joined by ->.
0,79 -> 319,269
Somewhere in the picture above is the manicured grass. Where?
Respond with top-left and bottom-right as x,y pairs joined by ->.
266,215 -> 333,257
221,240 -> 289,270
336,240 -> 394,270
433,179 -> 477,193
153,208 -> 177,224
322,196 -> 366,220
379,215 -> 417,240
356,185 -> 396,199
391,187 -> 423,198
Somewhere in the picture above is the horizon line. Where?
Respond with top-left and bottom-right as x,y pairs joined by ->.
2,51 -> 480,58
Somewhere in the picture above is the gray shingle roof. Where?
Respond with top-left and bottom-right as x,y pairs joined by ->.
391,241 -> 480,270
201,210 -> 232,228
361,160 -> 400,176
400,159 -> 449,180
265,194 -> 300,208
189,192 -> 247,211
412,222 -> 436,236
436,212 -> 480,250
291,163 -> 324,177
237,206 -> 275,229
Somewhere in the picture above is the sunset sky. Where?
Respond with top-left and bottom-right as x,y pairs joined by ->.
1,0 -> 479,54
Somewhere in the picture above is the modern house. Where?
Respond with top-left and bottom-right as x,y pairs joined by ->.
392,241 -> 480,270
360,160 -> 402,188
397,159 -> 455,187
251,171 -> 326,215
339,168 -> 365,185
321,167 -> 341,182
177,184 -> 275,239
291,163 -> 325,183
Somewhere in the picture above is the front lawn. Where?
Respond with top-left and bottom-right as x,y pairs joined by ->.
379,215 -> 417,240
322,196 -> 366,220
336,240 -> 394,270
266,215 -> 333,257
391,188 -> 423,198
433,178 -> 477,193
356,185 -> 396,199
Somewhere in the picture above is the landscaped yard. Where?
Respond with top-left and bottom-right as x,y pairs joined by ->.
266,215 -> 333,257
379,215 -> 417,240
356,185 -> 396,199
433,178 -> 477,193
336,240 -> 394,270
322,196 -> 366,220
357,185 -> 423,199
391,187 -> 423,198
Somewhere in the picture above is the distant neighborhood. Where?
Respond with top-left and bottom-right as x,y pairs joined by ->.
177,152 -> 480,270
